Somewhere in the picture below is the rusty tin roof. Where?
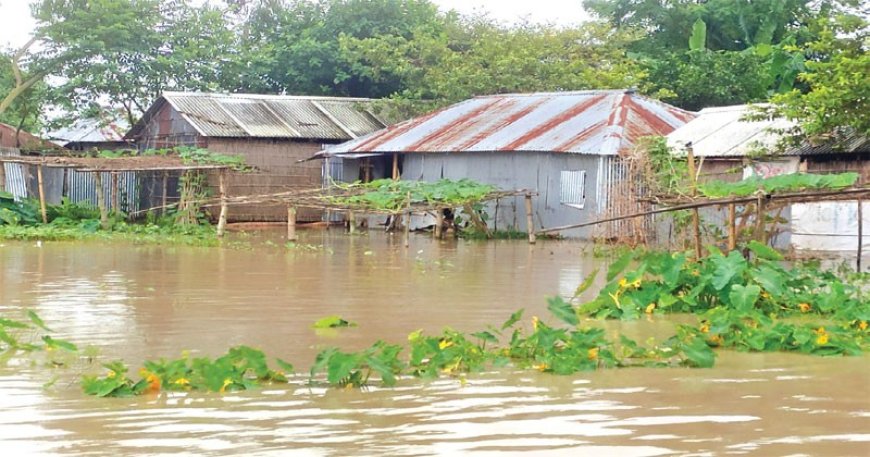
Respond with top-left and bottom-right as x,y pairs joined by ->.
126,92 -> 387,141
323,90 -> 694,156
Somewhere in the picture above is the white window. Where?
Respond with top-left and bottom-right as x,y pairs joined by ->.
560,170 -> 586,209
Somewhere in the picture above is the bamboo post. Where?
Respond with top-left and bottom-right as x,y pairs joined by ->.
434,208 -> 443,239
36,165 -> 47,223
404,191 -> 411,247
111,172 -> 119,214
686,145 -> 702,259
287,206 -> 297,241
404,210 -> 411,248
858,197 -> 863,273
348,211 -> 356,234
524,194 -> 536,244
0,162 -> 6,192
754,192 -> 766,243
727,203 -> 737,251
94,172 -> 109,230
392,153 -> 399,180
216,169 -> 228,237
161,171 -> 169,215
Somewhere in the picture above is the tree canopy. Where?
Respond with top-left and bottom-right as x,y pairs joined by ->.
0,0 -> 866,142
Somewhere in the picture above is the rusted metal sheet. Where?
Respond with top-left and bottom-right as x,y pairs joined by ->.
127,92 -> 386,141
324,91 -> 693,156
667,104 -> 793,157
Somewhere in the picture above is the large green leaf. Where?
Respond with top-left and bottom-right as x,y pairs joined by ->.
729,284 -> 761,312
689,18 -> 707,51
606,252 -> 634,281
747,240 -> 783,260
711,251 -> 747,290
547,296 -> 579,326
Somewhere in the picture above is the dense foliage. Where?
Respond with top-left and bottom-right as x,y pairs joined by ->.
698,172 -> 859,198
330,178 -> 496,211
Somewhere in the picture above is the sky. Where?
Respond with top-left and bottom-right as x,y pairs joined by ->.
0,0 -> 591,49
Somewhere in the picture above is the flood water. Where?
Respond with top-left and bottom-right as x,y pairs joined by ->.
1,231 -> 868,456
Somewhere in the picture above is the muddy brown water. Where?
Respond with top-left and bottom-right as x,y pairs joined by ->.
1,231 -> 868,456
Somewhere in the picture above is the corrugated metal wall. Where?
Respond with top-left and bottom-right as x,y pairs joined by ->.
1,147 -> 27,200
65,170 -> 140,213
402,151 -> 603,238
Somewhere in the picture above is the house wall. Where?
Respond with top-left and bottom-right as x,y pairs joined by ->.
805,153 -> 870,185
401,151 -> 604,238
133,103 -> 329,222
206,138 -> 325,222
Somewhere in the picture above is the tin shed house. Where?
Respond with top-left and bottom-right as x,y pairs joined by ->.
126,92 -> 387,221
321,90 -> 694,238
667,104 -> 869,252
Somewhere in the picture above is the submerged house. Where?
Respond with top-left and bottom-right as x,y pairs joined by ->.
667,104 -> 869,252
126,92 -> 387,221
320,90 -> 694,238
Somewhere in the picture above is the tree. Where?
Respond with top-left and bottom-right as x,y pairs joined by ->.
32,0 -> 234,125
223,0 -> 446,97
584,0 -> 863,110
339,18 -> 643,106
770,14 -> 870,139
0,48 -> 48,135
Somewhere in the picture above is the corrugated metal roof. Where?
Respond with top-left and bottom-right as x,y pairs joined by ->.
787,130 -> 870,156
322,90 -> 694,156
666,104 -> 795,157
48,116 -> 129,145
127,92 -> 386,141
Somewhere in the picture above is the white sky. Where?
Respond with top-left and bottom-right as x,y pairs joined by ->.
0,0 -> 590,49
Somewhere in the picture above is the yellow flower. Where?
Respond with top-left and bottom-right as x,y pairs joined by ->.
532,363 -> 548,372
645,303 -> 656,314
106,370 -> 117,379
699,322 -> 710,333
798,303 -> 811,313
532,316 -> 540,331
438,339 -> 454,350
173,377 -> 190,386
708,335 -> 723,346
691,269 -> 700,276
630,279 -> 642,289
860,321 -> 868,331
587,347 -> 599,360
220,378 -> 233,393
618,278 -> 629,288
761,291 -> 771,299
815,327 -> 829,346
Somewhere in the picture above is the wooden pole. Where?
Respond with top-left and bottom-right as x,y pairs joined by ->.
111,172 -> 119,214
858,197 -> 863,273
94,172 -> 109,230
348,211 -> 356,234
287,206 -> 297,241
216,169 -> 228,237
524,194 -> 536,244
727,203 -> 737,251
161,171 -> 169,215
404,210 -> 411,247
36,165 -> 47,223
434,208 -> 443,239
392,153 -> 399,180
403,191 -> 411,247
754,192 -> 766,243
0,162 -> 6,192
687,145 -> 702,259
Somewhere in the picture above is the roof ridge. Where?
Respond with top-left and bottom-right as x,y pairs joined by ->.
161,91 -> 376,102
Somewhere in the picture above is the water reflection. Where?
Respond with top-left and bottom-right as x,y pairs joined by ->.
0,232 -> 868,456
